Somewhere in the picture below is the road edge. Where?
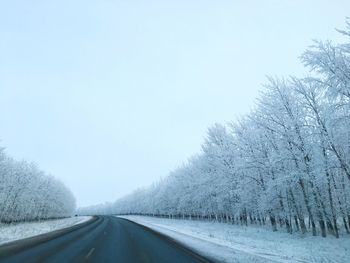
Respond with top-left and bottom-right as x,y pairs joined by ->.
0,216 -> 97,259
117,217 -> 219,263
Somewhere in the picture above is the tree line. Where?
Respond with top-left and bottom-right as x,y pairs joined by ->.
0,147 -> 76,223
80,21 -> 350,238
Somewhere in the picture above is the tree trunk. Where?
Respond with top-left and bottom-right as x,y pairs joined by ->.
270,214 -> 277,232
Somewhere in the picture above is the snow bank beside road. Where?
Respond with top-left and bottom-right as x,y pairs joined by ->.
120,215 -> 350,263
0,216 -> 92,245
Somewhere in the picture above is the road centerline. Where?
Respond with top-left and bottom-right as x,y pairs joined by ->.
85,248 -> 95,259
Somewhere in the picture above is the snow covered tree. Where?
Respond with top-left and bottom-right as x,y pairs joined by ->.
0,148 -> 76,223
80,19 -> 350,238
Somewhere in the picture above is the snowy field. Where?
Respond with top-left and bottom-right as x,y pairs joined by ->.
0,216 -> 91,246
120,215 -> 350,263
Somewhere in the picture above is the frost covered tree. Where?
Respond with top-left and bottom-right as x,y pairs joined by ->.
0,148 -> 76,223
80,20 -> 350,238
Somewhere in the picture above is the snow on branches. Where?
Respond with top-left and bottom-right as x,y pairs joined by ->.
81,20 -> 350,238
0,149 -> 76,223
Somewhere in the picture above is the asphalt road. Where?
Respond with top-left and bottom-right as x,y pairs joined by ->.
0,216 -> 213,263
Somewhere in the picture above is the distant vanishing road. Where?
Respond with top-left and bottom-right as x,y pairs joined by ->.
0,216 -> 213,263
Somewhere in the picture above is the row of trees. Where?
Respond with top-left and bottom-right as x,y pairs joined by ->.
80,21 -> 350,238
0,147 -> 76,223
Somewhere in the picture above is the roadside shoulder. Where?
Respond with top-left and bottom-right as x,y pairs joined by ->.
0,216 -> 95,258
117,216 -> 272,263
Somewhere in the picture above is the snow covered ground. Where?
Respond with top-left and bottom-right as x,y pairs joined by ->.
120,215 -> 350,263
0,216 -> 91,245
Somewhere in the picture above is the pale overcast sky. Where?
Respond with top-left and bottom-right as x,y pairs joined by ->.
0,1 -> 349,206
